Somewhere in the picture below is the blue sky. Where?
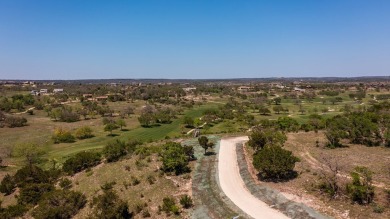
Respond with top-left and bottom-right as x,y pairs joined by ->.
0,0 -> 389,79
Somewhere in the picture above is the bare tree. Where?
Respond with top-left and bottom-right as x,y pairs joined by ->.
317,154 -> 343,199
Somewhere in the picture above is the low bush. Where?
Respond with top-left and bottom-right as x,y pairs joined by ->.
161,197 -> 179,215
103,140 -> 127,162
179,195 -> 193,209
74,126 -> 93,139
52,128 -> 75,143
0,174 -> 16,195
4,116 -> 27,128
62,151 -> 101,175
32,190 -> 87,219
18,183 -> 54,205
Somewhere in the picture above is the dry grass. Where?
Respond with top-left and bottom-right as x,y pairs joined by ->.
71,153 -> 192,218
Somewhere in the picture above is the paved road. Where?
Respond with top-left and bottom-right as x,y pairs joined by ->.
218,136 -> 289,219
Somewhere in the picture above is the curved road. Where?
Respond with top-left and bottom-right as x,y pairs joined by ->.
218,136 -> 289,219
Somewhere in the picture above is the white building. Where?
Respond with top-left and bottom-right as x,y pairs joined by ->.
53,88 -> 64,93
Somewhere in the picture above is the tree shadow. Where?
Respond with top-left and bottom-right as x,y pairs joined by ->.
204,151 -> 217,156
257,170 -> 298,183
121,129 -> 129,132
107,133 -> 119,137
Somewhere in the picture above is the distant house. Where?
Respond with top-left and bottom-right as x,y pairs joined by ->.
294,87 -> 306,92
53,88 -> 64,93
95,96 -> 108,101
83,94 -> 93,98
275,84 -> 285,89
31,90 -> 39,96
349,86 -> 358,92
237,86 -> 252,92
183,87 -> 197,92
40,89 -> 48,94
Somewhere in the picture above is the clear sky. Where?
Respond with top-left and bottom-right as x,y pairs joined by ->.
1,0 -> 390,79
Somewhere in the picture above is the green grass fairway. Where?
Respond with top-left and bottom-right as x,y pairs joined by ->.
46,103 -> 220,162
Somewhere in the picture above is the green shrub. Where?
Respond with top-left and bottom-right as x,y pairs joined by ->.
52,128 -> 75,143
372,203 -> 384,213
32,190 -> 87,219
248,128 -> 286,152
14,165 -> 50,186
126,139 -> 142,154
103,140 -> 127,162
346,166 -> 375,205
131,176 -> 140,186
18,183 -> 54,205
161,142 -> 190,175
253,146 -> 299,180
74,126 -> 93,139
0,203 -> 28,218
179,195 -> 193,209
146,175 -> 156,185
0,174 -> 16,195
161,197 -> 179,215
59,178 -> 72,190
59,109 -> 79,122
142,210 -> 151,218
4,116 -> 27,128
91,186 -> 132,219
62,151 -> 101,175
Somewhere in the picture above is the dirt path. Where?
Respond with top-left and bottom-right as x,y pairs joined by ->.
218,136 -> 289,219
186,122 -> 207,135
13,107 -> 35,115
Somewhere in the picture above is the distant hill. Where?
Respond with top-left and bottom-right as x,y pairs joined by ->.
1,76 -> 390,84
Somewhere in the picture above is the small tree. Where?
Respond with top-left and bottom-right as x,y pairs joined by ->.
198,136 -> 213,154
346,166 -> 374,205
248,128 -> 286,152
259,106 -> 271,115
253,146 -> 299,180
183,116 -> 194,128
273,97 -> 282,105
161,142 -> 190,175
138,113 -> 154,127
104,123 -> 119,136
123,106 -> 134,117
318,155 -> 342,199
116,119 -> 126,131
273,105 -> 284,114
